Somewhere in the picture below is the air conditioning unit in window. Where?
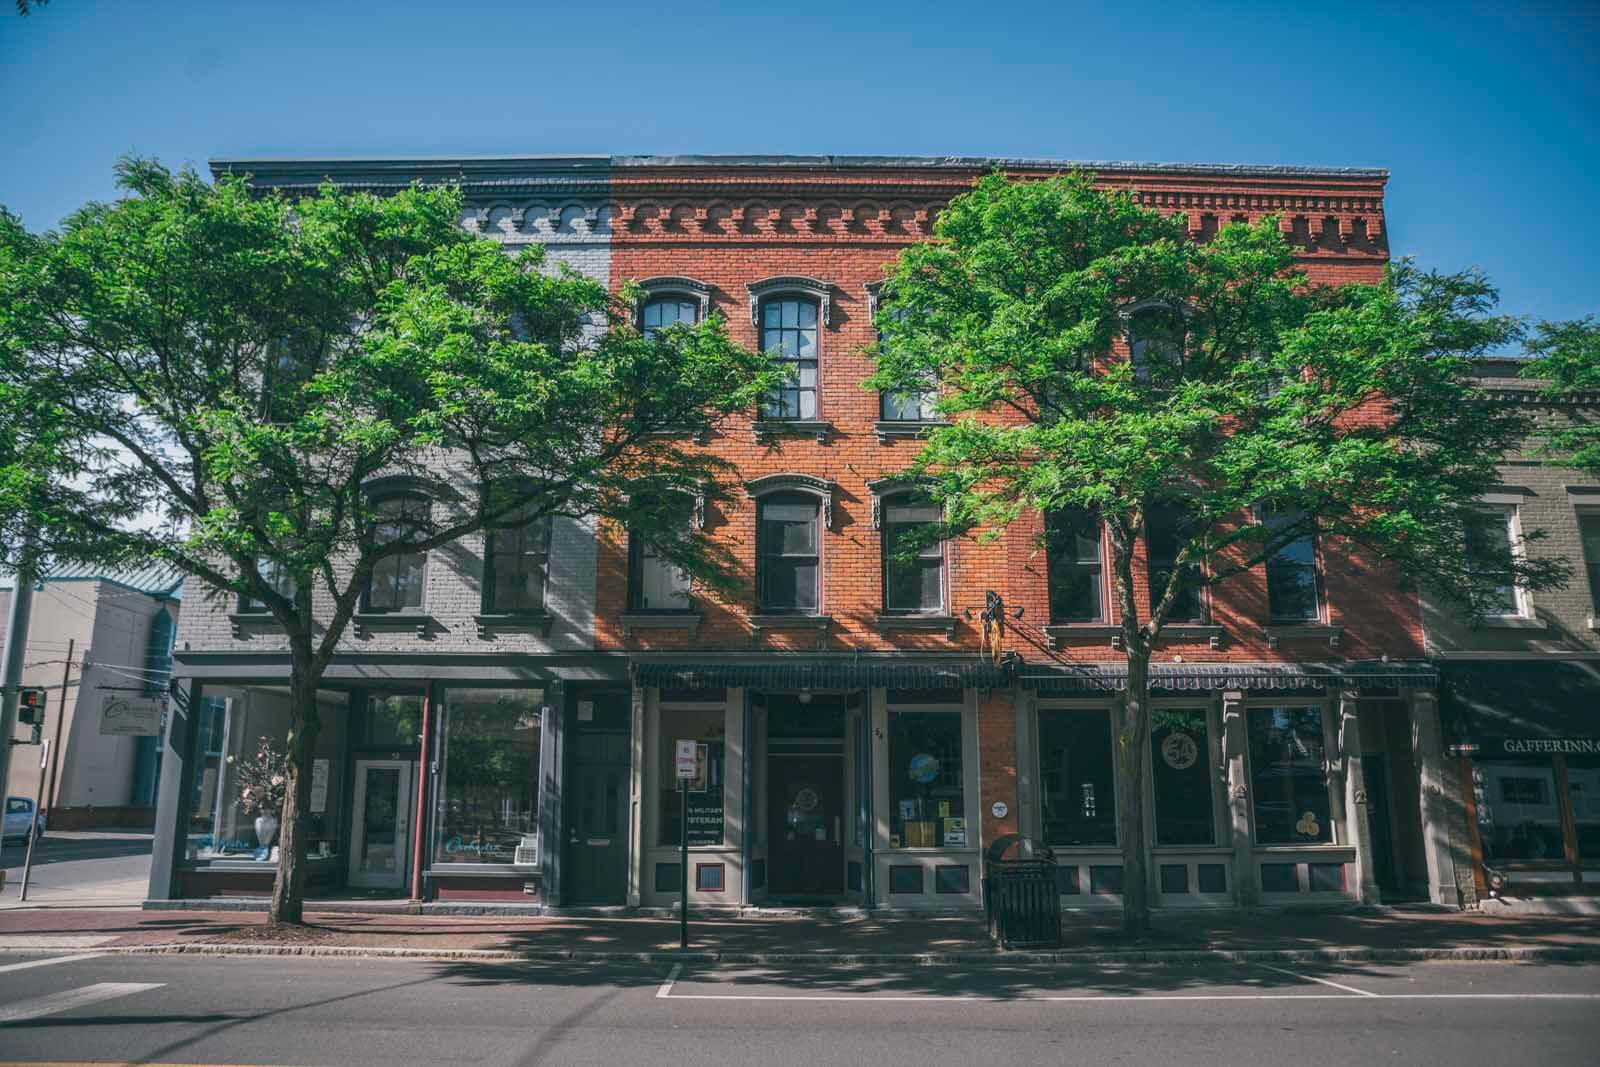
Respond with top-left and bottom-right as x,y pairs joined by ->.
514,835 -> 538,866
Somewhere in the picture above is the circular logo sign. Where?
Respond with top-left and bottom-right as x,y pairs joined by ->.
792,786 -> 819,813
1295,811 -> 1321,838
908,753 -> 941,784
1161,732 -> 1200,771
991,801 -> 1009,819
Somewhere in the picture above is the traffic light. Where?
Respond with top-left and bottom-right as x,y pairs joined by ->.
18,688 -> 46,726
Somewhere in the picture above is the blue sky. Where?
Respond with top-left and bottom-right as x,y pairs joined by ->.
3,1 -> 1595,330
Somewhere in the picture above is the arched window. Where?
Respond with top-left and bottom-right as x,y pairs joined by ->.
757,492 -> 821,614
640,297 -> 699,338
760,298 -> 819,420
364,493 -> 430,614
882,495 -> 945,614
1127,306 -> 1186,384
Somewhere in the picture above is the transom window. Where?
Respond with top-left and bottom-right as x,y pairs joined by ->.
364,494 -> 429,614
641,297 -> 698,337
482,504 -> 551,615
883,498 -> 945,614
760,299 -> 818,420
757,493 -> 820,613
1046,507 -> 1104,623
1262,505 -> 1323,623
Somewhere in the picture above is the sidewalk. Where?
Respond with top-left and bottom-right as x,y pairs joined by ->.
2,905 -> 1599,962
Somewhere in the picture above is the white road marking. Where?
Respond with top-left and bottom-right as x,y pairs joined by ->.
657,963 -> 683,999
0,982 -> 164,1024
0,935 -> 118,950
1253,962 -> 1380,997
660,990 -> 1600,1003
0,953 -> 104,975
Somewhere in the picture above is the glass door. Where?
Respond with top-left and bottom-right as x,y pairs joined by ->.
349,759 -> 415,890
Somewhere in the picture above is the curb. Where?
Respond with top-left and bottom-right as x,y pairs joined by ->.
7,942 -> 1599,966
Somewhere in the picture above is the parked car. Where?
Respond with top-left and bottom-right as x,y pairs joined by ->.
4,796 -> 46,844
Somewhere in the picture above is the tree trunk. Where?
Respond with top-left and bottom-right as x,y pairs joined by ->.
1117,646 -> 1153,937
269,658 -> 322,925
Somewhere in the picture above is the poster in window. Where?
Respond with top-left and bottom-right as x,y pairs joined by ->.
309,758 -> 329,814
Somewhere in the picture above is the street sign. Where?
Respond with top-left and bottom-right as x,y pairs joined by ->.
675,739 -> 698,780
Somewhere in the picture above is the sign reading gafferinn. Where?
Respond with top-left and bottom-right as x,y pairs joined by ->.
1494,738 -> 1600,755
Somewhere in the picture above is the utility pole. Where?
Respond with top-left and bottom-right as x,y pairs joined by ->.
21,641 -> 74,901
0,539 -> 42,889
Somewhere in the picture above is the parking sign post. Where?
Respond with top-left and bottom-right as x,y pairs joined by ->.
675,739 -> 697,950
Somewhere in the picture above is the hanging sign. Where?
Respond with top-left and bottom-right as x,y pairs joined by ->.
99,695 -> 161,736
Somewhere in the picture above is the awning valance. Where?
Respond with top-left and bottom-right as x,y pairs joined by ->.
1022,661 -> 1438,694
633,659 -> 1011,692
1440,660 -> 1600,757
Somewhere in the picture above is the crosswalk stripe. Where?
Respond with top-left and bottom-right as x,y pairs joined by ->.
0,982 -> 164,1024
0,954 -> 103,976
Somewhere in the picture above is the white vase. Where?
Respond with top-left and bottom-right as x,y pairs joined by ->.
254,814 -> 279,847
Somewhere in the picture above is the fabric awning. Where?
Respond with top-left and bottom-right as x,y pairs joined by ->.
1440,661 -> 1600,757
1021,661 -> 1438,694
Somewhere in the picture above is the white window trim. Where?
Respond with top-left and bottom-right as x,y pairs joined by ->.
1474,502 -> 1533,620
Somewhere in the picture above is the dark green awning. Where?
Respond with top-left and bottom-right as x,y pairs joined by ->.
1441,661 -> 1600,757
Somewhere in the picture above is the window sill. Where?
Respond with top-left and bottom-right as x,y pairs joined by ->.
620,612 -> 702,639
473,612 -> 553,639
1156,624 -> 1225,649
649,426 -> 711,445
750,614 -> 833,646
355,612 -> 435,638
753,418 -> 834,444
425,865 -> 541,879
228,612 -> 281,638
1473,615 -> 1547,631
875,614 -> 959,637
1263,623 -> 1343,649
1045,624 -> 1121,650
874,419 -> 949,442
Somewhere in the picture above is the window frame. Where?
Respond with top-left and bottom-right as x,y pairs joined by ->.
1579,509 -> 1600,616
1035,702 -> 1122,849
429,685 -> 546,872
1244,702 -> 1339,847
758,296 -> 822,422
362,491 -> 431,615
885,702 -> 972,852
1045,507 -> 1107,624
880,494 -> 947,615
481,506 -> 552,617
1124,303 -> 1188,385
1144,501 -> 1207,624
627,528 -> 694,614
755,491 -> 823,615
238,557 -> 294,615
1259,504 -> 1326,624
639,295 -> 701,338
1468,503 -> 1531,619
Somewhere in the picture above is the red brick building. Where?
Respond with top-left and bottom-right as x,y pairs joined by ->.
154,156 -> 1458,916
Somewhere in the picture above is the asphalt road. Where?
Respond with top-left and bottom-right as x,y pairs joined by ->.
0,951 -> 1596,1065
0,832 -> 151,909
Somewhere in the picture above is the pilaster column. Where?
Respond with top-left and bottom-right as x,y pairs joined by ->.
147,679 -> 195,901
1338,689 -> 1379,903
1411,688 -> 1459,906
626,682 -> 645,907
1221,690 -> 1257,906
538,679 -> 565,906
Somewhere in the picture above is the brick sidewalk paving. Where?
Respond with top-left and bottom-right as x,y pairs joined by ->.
2,905 -> 1598,957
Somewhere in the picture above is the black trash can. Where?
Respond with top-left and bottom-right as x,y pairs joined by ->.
982,835 -> 1062,949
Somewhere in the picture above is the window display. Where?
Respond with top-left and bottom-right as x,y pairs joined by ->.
1248,706 -> 1333,844
187,685 -> 346,861
888,711 -> 965,848
1038,708 -> 1117,846
433,688 -> 544,866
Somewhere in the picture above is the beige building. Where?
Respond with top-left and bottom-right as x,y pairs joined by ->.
2,563 -> 182,828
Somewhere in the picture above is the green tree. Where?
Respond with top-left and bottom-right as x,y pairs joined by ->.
869,171 -> 1566,935
1523,317 -> 1600,476
0,159 -> 771,923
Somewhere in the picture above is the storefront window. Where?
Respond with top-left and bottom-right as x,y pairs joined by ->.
1570,759 -> 1600,862
888,711 -> 966,848
658,707 -> 725,846
1038,708 -> 1117,847
1151,710 -> 1215,845
1475,761 -> 1566,862
1248,706 -> 1333,844
187,685 -> 347,861
432,688 -> 543,866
